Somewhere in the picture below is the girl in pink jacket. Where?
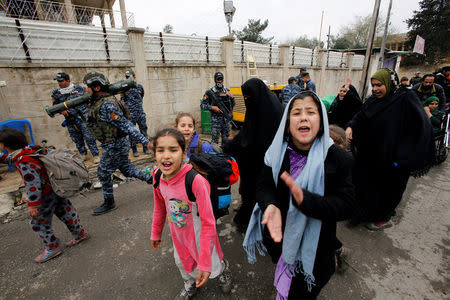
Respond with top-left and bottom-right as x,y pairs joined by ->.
150,128 -> 231,300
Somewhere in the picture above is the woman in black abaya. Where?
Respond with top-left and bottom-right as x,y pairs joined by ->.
346,68 -> 434,230
223,78 -> 283,229
328,78 -> 362,129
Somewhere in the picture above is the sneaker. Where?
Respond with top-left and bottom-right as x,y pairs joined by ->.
218,259 -> 232,294
133,150 -> 140,157
66,232 -> 90,247
365,220 -> 393,231
173,283 -> 197,300
34,248 -> 62,263
335,246 -> 351,273
143,148 -> 151,155
93,156 -> 100,164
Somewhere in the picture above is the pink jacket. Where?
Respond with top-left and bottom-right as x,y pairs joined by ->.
151,164 -> 223,273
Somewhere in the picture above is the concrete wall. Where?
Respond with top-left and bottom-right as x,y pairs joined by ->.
0,23 -> 365,149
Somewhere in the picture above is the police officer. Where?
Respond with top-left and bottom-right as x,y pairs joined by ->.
51,72 -> 100,163
121,69 -> 150,157
82,71 -> 152,215
281,76 -> 301,107
200,72 -> 235,145
296,67 -> 308,90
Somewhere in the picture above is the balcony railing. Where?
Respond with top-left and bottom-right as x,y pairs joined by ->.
0,0 -> 134,28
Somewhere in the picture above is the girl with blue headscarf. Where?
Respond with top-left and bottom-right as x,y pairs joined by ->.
243,91 -> 355,299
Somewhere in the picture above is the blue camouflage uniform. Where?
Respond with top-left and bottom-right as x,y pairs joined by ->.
51,85 -> 99,156
304,79 -> 317,93
281,83 -> 301,106
296,74 -> 305,90
87,95 -> 151,201
120,84 -> 148,148
200,86 -> 235,145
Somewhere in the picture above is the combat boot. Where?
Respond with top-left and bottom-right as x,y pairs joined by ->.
143,145 -> 151,155
132,146 -> 139,157
93,197 -> 117,215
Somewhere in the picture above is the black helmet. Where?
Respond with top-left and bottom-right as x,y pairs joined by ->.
214,72 -> 224,82
82,71 -> 110,87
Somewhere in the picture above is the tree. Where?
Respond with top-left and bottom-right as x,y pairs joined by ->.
163,24 -> 173,34
285,35 -> 322,49
332,36 -> 353,49
406,0 -> 450,64
338,14 -> 387,48
233,19 -> 273,44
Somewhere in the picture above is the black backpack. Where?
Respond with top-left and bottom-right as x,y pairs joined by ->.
153,153 -> 236,219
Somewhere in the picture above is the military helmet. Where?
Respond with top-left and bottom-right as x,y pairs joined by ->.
214,72 -> 224,82
82,71 -> 110,87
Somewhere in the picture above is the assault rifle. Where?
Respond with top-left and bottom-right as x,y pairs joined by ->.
205,89 -> 237,127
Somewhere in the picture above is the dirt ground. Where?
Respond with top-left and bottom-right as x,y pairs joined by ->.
0,158 -> 448,299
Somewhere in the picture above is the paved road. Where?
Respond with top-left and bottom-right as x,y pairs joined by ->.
1,159 -> 449,299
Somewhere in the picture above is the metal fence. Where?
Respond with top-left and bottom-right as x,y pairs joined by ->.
327,51 -> 348,68
144,32 -> 222,64
233,40 -> 279,65
290,46 -> 316,67
0,18 -> 131,63
0,0 -> 134,28
352,54 -> 365,69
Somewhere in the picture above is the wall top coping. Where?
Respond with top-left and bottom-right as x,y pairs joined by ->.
278,44 -> 291,48
220,36 -> 235,42
126,27 -> 146,34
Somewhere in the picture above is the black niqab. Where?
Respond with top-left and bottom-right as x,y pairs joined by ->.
239,78 -> 283,151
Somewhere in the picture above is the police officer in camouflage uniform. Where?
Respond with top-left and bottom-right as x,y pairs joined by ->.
281,76 -> 301,107
82,71 -> 152,215
121,69 -> 150,157
51,72 -> 100,163
200,72 -> 235,145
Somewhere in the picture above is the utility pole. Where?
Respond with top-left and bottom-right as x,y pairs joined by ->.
326,25 -> 331,49
318,10 -> 324,50
378,0 -> 393,69
360,0 -> 381,98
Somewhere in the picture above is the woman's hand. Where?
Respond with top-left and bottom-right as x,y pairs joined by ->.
151,240 -> 162,250
345,127 -> 353,142
196,270 -> 211,287
280,172 -> 304,206
423,106 -> 432,118
261,204 -> 283,242
28,207 -> 38,218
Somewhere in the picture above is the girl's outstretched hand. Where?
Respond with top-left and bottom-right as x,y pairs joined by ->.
151,240 -> 162,250
196,270 -> 211,288
261,204 -> 283,242
280,172 -> 304,206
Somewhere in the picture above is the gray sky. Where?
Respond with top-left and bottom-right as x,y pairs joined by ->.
115,0 -> 420,42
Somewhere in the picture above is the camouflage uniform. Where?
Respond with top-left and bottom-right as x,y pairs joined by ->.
281,83 -> 301,106
120,84 -> 148,149
51,85 -> 99,156
200,86 -> 235,145
86,95 -> 151,203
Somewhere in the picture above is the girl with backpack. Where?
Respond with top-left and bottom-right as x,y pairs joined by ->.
175,112 -> 214,160
150,128 -> 231,300
0,128 -> 89,263
243,91 -> 355,299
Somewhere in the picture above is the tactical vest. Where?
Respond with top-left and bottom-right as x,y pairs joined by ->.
87,96 -> 130,144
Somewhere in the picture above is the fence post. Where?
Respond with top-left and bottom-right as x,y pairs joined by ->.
220,36 -> 235,87
317,49 -> 327,96
206,36 -> 209,63
159,32 -> 165,63
346,52 -> 355,78
278,44 -> 290,83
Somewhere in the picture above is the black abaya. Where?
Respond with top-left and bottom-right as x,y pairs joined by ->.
223,78 -> 283,227
328,84 -> 362,129
349,88 -> 434,223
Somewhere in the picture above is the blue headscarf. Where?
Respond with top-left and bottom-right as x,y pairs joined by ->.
243,91 -> 332,289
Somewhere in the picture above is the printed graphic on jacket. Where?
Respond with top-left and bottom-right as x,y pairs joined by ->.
168,198 -> 190,228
